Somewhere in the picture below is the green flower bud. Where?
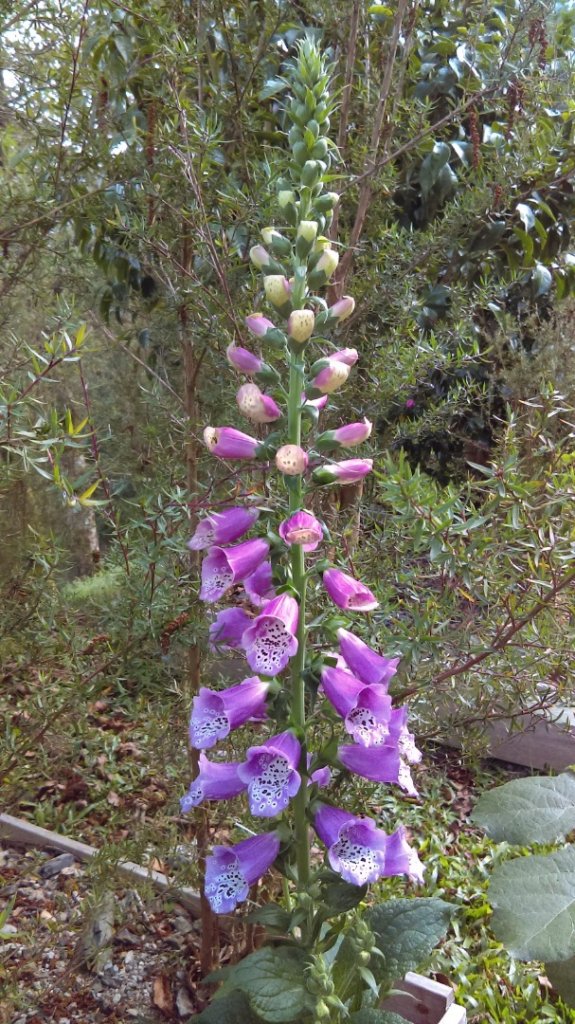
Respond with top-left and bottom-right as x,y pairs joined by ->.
261,227 -> 293,258
292,141 -> 309,166
311,138 -> 328,160
301,160 -> 321,187
314,191 -> 339,213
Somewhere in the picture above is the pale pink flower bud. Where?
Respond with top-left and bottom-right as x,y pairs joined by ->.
317,418 -> 372,450
250,244 -> 272,269
312,359 -> 351,394
275,444 -> 308,476
245,314 -> 276,338
329,296 -> 356,322
333,348 -> 359,366
226,343 -> 263,374
287,309 -> 315,344
264,275 -> 292,310
236,383 -> 281,424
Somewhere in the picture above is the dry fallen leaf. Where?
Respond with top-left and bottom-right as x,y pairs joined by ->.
107,790 -> 121,806
153,974 -> 174,1016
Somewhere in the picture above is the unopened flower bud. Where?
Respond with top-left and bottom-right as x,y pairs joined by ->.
250,244 -> 272,269
328,295 -> 355,323
275,444 -> 308,476
264,275 -> 292,312
236,383 -> 282,424
296,219 -> 318,258
278,190 -> 296,209
245,314 -> 276,338
226,343 -> 263,375
261,227 -> 292,257
288,309 -> 315,344
333,347 -> 359,366
310,358 -> 350,394
314,192 -> 339,213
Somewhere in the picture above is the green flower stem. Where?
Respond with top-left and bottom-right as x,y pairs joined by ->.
287,283 -> 311,888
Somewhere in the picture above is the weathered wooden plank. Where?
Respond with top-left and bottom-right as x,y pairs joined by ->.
0,812 -> 234,934
382,971 -> 466,1023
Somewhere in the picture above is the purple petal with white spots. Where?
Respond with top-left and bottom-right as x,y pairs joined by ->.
189,678 -> 269,750
180,753 -> 246,811
238,731 -> 301,817
209,607 -> 254,651
337,628 -> 399,688
241,594 -> 299,677
314,805 -> 389,886
205,832 -> 280,914
188,507 -> 259,551
244,560 -> 277,608
200,538 -> 270,603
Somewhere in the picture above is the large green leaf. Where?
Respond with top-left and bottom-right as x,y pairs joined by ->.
193,989 -> 261,1023
472,772 -> 575,845
546,956 -> 575,1008
349,1011 -> 409,1024
365,898 -> 454,986
489,846 -> 575,960
218,946 -> 313,1023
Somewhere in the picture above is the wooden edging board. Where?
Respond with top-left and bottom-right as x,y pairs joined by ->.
382,971 -> 466,1024
0,812 -> 234,935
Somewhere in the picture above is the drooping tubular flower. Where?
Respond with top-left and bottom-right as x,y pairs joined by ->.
238,731 -> 302,817
321,666 -> 393,746
236,383 -> 282,424
389,705 -> 423,767
312,459 -> 373,486
226,343 -> 263,374
323,568 -> 379,612
200,538 -> 270,603
314,805 -> 423,886
204,426 -> 261,460
189,677 -> 270,750
337,628 -> 399,688
188,506 -> 259,551
241,593 -> 299,676
205,832 -> 281,914
275,444 -> 308,476
244,560 -> 276,607
338,743 -> 418,797
279,510 -> 323,551
209,607 -> 253,651
316,418 -> 372,451
180,753 -> 246,811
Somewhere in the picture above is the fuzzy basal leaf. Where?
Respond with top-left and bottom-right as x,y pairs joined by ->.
472,772 -> 575,845
217,946 -> 313,1023
489,846 -> 575,961
365,898 -> 455,986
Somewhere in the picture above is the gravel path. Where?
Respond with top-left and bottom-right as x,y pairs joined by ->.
1,842 -> 204,1023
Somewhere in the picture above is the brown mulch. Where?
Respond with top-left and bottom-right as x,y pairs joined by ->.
0,842 -> 205,1024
